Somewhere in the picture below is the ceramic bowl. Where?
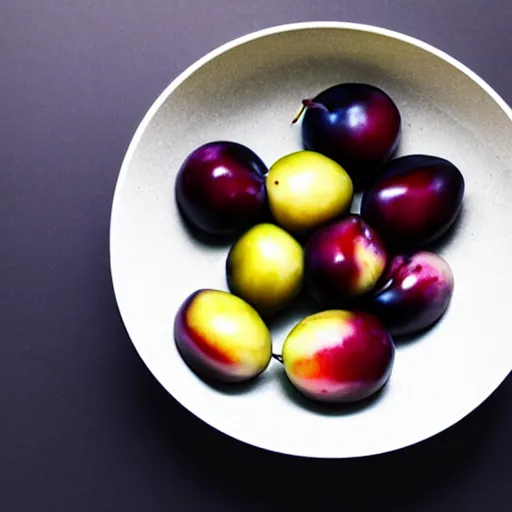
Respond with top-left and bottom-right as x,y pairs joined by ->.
110,22 -> 512,458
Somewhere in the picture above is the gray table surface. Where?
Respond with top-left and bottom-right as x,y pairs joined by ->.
2,1 -> 511,510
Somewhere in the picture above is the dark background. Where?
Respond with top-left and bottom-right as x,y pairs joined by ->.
2,1 -> 511,510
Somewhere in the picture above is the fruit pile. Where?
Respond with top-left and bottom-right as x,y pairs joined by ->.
173,82 -> 464,405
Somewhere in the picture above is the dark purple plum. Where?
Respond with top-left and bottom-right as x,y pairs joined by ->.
360,154 -> 465,250
293,83 -> 401,189
367,251 -> 454,337
304,215 -> 388,307
175,141 -> 268,238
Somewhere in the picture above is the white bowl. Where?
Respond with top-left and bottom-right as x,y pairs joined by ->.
110,22 -> 512,458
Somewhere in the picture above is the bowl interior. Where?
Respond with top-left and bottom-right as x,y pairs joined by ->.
110,24 -> 512,458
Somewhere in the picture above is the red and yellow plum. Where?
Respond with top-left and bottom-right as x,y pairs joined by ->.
175,141 -> 268,237
304,215 -> 388,306
282,310 -> 395,403
174,289 -> 272,383
360,154 -> 465,249
367,251 -> 454,337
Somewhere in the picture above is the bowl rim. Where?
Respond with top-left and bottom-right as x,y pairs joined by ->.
109,21 -> 512,458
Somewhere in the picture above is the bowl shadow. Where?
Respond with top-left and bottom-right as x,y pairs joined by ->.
276,368 -> 391,416
175,199 -> 237,248
195,367 -> 274,396
175,189 -> 278,249
391,308 -> 450,346
263,289 -> 322,334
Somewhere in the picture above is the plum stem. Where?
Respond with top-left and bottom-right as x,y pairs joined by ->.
272,353 -> 284,364
291,102 -> 307,125
291,99 -> 329,124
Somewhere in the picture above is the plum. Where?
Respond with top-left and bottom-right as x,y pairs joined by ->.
265,150 -> 353,236
366,251 -> 454,337
175,141 -> 268,238
281,310 -> 395,403
304,215 -> 388,306
293,83 -> 401,189
174,289 -> 272,383
360,154 -> 465,249
226,223 -> 304,316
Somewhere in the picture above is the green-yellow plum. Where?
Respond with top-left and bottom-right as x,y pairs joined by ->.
226,223 -> 304,316
265,150 -> 353,236
174,289 -> 272,383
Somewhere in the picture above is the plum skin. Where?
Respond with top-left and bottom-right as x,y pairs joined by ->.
360,154 -> 465,249
175,141 -> 268,237
366,251 -> 454,337
264,150 -> 354,237
174,289 -> 272,383
226,223 -> 304,317
304,215 -> 388,307
282,310 -> 395,403
299,83 -> 401,189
